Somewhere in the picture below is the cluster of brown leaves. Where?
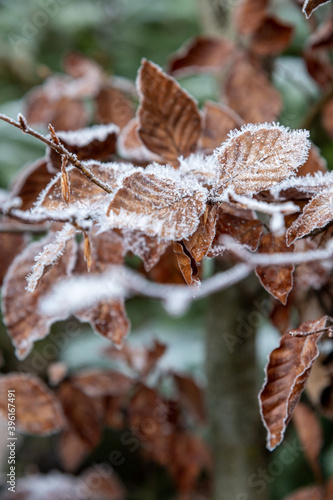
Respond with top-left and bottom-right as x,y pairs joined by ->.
0,341 -> 210,498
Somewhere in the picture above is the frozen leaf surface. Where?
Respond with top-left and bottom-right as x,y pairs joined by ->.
137,59 -> 201,164
184,204 -> 218,262
303,0 -> 331,18
0,373 -> 66,435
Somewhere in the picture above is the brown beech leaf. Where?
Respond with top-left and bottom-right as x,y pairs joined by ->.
0,373 -> 66,435
259,327 -> 324,450
199,101 -> 244,153
95,83 -> 135,129
213,208 -> 264,252
173,373 -> 206,423
47,123 -> 118,170
107,169 -> 207,241
224,56 -> 282,123
233,0 -> 268,36
287,187 -> 333,245
71,369 -> 132,398
292,402 -> 323,479
168,36 -> 236,76
122,230 -> 169,271
308,16 -> 333,50
214,123 -> 310,197
118,117 -> 160,163
283,486 -> 323,500
2,234 -> 77,359
255,233 -> 294,305
303,0 -> 331,18
64,52 -> 103,95
148,245 -> 187,284
57,381 -> 103,448
11,158 -> 54,210
137,59 -> 201,164
297,144 -> 327,177
289,316 -> 333,337
0,232 -> 27,286
304,49 -> 333,89
173,241 -> 200,286
184,204 -> 218,262
58,428 -> 91,472
250,16 -> 294,55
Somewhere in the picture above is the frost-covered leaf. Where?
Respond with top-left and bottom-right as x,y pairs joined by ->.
225,56 -> 282,123
26,223 -> 76,292
168,36 -> 235,76
0,232 -> 27,285
147,245 -> 186,284
122,230 -> 169,271
0,373 -> 66,435
297,145 -> 327,177
303,0 -> 331,18
2,234 -> 77,359
287,187 -> 333,245
11,158 -> 54,210
95,83 -> 135,129
308,15 -> 333,50
173,241 -> 200,286
292,402 -> 323,479
184,204 -> 218,262
137,59 -> 201,164
255,233 -> 294,304
118,118 -> 160,163
259,325 -> 324,450
47,123 -> 118,170
250,16 -> 293,55
289,316 -> 333,337
213,123 -> 310,197
106,167 -> 208,241
199,101 -> 243,153
233,0 -> 268,36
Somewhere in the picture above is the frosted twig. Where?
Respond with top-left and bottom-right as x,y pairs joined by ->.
0,113 -> 113,194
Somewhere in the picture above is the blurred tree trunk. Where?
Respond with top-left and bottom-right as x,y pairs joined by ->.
206,272 -> 269,500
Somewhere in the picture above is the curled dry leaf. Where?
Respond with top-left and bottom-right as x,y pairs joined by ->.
292,402 -> 323,479
250,16 -> 294,55
107,168 -> 207,241
168,36 -> 236,76
255,233 -> 294,305
259,325 -> 324,450
214,123 -> 310,197
233,0 -> 268,36
95,83 -> 135,129
11,158 -> 54,210
303,0 -> 332,18
224,56 -> 282,123
199,101 -> 244,154
184,204 -> 218,262
47,123 -> 119,170
2,234 -> 77,359
118,117 -> 159,163
148,244 -> 191,284
137,59 -> 201,165
0,232 -> 27,286
287,186 -> 333,245
122,230 -> 169,271
173,241 -> 200,286
0,373 -> 66,435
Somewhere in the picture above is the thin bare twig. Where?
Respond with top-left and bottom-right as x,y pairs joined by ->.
0,113 -> 113,194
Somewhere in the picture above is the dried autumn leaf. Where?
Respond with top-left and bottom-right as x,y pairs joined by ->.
213,208 -> 264,252
118,117 -> 159,163
0,373 -> 66,435
304,49 -> 333,88
184,204 -> 218,262
292,402 -> 323,479
81,464 -> 126,500
2,234 -> 77,359
289,316 -> 333,337
173,373 -> 206,423
64,51 -> 103,96
250,16 -> 294,55
173,242 -> 200,286
233,0 -> 268,36
199,101 -> 243,153
11,158 -> 54,210
297,145 -> 327,177
255,233 -> 294,304
308,16 -> 333,50
287,187 -> 333,245
95,83 -> 135,129
168,36 -> 236,76
71,369 -> 132,398
148,245 -> 187,284
303,0 -> 331,18
47,123 -> 119,170
214,123 -> 310,197
0,232 -> 27,286
107,168 -> 207,241
122,230 -> 169,271
58,428 -> 91,472
224,56 -> 282,123
137,59 -> 201,164
259,324 -> 324,450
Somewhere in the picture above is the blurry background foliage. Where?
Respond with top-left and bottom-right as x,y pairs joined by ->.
0,0 -> 333,499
